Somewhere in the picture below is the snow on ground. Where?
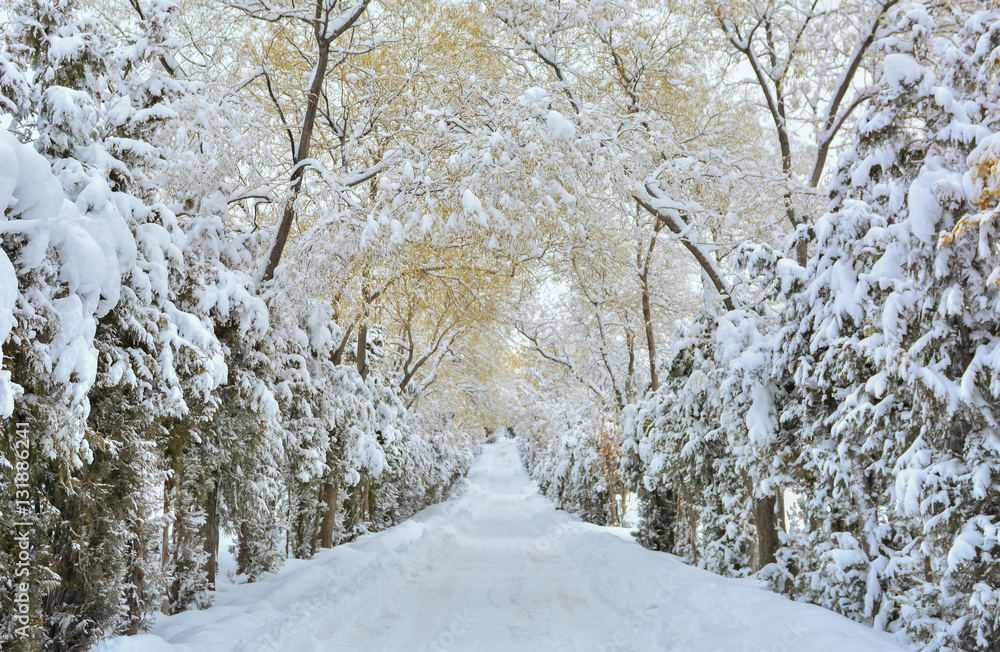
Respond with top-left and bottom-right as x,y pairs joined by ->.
96,441 -> 909,652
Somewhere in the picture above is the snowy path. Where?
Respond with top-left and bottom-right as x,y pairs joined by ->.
98,441 -> 908,652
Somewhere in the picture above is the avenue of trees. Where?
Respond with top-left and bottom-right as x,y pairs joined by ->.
1,0 -> 999,650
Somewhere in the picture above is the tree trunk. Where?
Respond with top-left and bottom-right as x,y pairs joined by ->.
318,482 -> 340,549
754,496 -> 781,570
237,520 -> 251,575
258,37 -> 331,285
641,272 -> 658,392
202,485 -> 219,590
619,488 -> 628,527
679,485 -> 698,564
357,324 -> 368,380
640,216 -> 661,391
168,465 -> 183,612
256,0 -> 374,284
126,534 -> 145,635
161,479 -> 171,615
754,495 -> 781,569
333,323 -> 354,366
286,484 -> 292,558
795,240 -> 808,267
309,484 -> 322,556
754,492 -> 786,594
742,471 -> 780,570
599,412 -> 621,526
777,488 -> 787,534
606,480 -> 620,527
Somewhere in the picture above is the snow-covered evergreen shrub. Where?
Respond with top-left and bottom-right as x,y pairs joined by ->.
0,1 -> 481,646
515,389 -> 622,526
623,313 -> 757,576
792,6 -> 1000,646
623,6 -> 1000,649
0,0 -> 233,643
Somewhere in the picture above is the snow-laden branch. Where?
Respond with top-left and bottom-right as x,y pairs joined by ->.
634,183 -> 735,312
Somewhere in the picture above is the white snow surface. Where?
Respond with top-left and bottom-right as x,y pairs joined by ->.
96,441 -> 908,652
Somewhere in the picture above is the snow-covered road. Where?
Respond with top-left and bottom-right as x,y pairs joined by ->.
98,441 -> 908,651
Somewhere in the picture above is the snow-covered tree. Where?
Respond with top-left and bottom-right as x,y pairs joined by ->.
729,3 -> 1000,647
